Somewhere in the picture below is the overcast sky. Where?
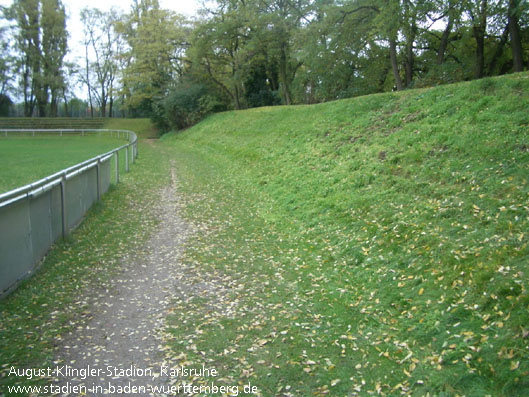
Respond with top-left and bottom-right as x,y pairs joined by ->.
0,0 -> 203,97
0,0 -> 202,57
0,0 -> 201,16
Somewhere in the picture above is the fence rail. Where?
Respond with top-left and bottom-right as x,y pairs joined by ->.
0,129 -> 138,298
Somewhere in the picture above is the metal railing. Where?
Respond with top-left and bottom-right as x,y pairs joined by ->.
0,129 -> 138,297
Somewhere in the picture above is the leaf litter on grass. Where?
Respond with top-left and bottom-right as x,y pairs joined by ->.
161,74 -> 529,396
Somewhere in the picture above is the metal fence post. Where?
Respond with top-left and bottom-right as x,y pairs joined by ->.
125,146 -> 129,172
115,151 -> 119,184
60,173 -> 68,238
96,158 -> 101,201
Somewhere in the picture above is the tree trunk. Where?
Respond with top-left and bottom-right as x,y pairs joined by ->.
488,25 -> 510,75
404,22 -> 417,87
100,85 -> 107,117
63,93 -> 69,117
266,56 -> 278,91
109,79 -> 114,117
50,92 -> 58,117
437,15 -> 453,65
85,44 -> 94,118
37,84 -> 48,117
389,37 -> 404,90
234,85 -> 242,110
472,0 -> 487,79
23,62 -> 33,117
473,25 -> 485,78
279,41 -> 293,105
508,0 -> 524,72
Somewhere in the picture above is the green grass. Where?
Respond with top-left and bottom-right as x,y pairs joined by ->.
0,135 -> 126,194
0,120 -> 170,394
0,118 -> 154,194
1,77 -> 528,396
161,72 -> 529,396
104,118 -> 160,139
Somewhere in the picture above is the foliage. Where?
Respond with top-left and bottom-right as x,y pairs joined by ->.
152,80 -> 225,132
116,0 -> 191,116
5,0 -> 67,117
0,94 -> 12,117
2,0 -> 528,119
186,2 -> 252,110
80,7 -> 123,118
0,25 -> 15,97
40,0 -> 67,116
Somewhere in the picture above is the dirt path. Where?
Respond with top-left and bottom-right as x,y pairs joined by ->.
54,166 -> 191,396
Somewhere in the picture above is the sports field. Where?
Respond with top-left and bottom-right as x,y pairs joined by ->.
0,135 -> 127,194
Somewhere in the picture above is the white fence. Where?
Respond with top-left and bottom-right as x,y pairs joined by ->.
0,129 -> 138,297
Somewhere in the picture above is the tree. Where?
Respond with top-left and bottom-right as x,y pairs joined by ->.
80,7 -> 122,117
465,0 -> 493,79
7,0 -> 67,116
0,23 -> 15,98
249,0 -> 311,104
9,0 -> 41,116
507,0 -> 524,72
188,0 -> 252,110
117,0 -> 190,115
0,93 -> 12,116
41,0 -> 67,116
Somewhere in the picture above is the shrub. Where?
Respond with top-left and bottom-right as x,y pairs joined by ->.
0,94 -> 12,117
152,82 -> 225,132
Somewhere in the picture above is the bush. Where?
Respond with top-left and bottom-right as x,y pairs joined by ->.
152,82 -> 225,132
0,94 -> 12,117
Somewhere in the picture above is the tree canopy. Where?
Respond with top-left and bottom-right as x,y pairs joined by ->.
0,0 -> 528,122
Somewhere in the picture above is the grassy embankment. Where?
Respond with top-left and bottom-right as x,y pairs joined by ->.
161,73 -> 529,396
0,119 -> 169,393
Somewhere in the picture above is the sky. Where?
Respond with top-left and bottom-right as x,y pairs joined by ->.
0,0 -> 202,58
0,0 -> 201,16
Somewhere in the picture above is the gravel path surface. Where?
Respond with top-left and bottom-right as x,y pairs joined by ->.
54,167 -> 191,396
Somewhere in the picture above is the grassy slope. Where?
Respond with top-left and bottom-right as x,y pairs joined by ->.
163,73 -> 529,395
104,118 -> 160,139
0,135 -> 125,193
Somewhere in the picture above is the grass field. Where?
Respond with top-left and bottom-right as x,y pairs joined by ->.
161,72 -> 529,395
0,134 -> 127,194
